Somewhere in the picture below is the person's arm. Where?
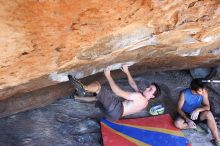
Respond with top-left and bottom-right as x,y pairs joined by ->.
104,67 -> 135,100
198,89 -> 210,111
177,92 -> 191,122
191,89 -> 210,120
121,65 -> 139,92
177,92 -> 196,128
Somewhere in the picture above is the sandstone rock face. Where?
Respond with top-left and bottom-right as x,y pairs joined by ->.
0,0 -> 220,115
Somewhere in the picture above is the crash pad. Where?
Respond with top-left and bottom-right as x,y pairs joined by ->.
100,114 -> 191,146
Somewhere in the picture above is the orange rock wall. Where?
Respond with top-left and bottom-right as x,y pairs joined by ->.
0,0 -> 220,100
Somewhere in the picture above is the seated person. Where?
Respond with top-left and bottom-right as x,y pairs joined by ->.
68,65 -> 160,121
174,79 -> 220,145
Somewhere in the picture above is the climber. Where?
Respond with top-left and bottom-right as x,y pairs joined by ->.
68,65 -> 161,121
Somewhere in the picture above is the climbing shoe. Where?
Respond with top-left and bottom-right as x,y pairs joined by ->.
210,139 -> 220,146
68,75 -> 95,97
69,90 -> 76,100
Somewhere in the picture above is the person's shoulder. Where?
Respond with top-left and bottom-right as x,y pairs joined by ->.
128,92 -> 142,98
126,92 -> 143,101
179,88 -> 190,98
133,92 -> 143,97
132,92 -> 146,99
181,88 -> 190,94
203,88 -> 208,94
201,88 -> 208,97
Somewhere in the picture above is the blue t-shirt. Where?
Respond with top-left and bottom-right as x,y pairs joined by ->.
182,88 -> 203,113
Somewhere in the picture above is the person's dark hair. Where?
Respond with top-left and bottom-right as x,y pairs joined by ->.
151,83 -> 161,97
190,78 -> 206,91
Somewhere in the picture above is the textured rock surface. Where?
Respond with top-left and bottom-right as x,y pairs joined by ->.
0,100 -> 102,146
0,70 -> 219,146
0,0 -> 220,100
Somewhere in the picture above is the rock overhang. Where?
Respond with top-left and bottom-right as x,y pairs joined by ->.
0,0 -> 220,117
